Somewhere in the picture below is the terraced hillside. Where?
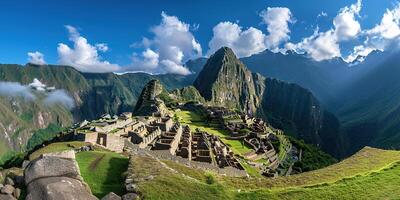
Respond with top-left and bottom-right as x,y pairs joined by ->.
130,147 -> 400,199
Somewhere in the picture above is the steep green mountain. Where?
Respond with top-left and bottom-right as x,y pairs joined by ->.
194,47 -> 260,115
0,64 -> 194,159
334,50 -> 400,154
193,47 -> 343,157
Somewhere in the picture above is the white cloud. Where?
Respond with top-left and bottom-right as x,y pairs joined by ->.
95,43 -> 109,52
44,90 -> 75,109
208,22 -> 266,57
0,80 -> 74,109
57,25 -> 120,73
367,3 -> 400,39
346,2 -> 400,62
27,51 -> 46,65
129,12 -> 201,75
286,29 -> 341,61
0,82 -> 36,100
333,0 -> 362,41
318,12 -> 328,18
344,45 -> 375,62
260,7 -> 293,51
286,0 -> 362,61
29,78 -> 47,91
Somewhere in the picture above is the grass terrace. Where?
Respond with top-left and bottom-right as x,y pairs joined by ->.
132,147 -> 400,199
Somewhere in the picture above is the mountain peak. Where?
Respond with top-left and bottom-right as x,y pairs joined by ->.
194,47 -> 259,115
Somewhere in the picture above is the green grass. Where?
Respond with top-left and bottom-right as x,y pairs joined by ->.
132,147 -> 400,200
76,151 -> 129,198
28,141 -> 89,160
174,110 -> 253,155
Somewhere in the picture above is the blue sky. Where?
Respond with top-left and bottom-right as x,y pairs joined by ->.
0,0 -> 399,74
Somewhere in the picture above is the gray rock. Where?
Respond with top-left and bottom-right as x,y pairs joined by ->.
144,175 -> 154,181
0,184 -> 4,190
25,155 -> 82,185
101,192 -> 121,200
125,178 -> 134,184
122,193 -> 139,200
22,160 -> 30,169
0,194 -> 17,200
5,177 -> 14,186
12,188 -> 20,199
1,185 -> 15,195
25,177 -> 98,200
125,183 -> 138,192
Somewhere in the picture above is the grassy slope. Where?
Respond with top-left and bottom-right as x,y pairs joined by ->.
134,147 -> 400,199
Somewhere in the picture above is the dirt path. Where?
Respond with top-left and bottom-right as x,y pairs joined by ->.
89,154 -> 106,170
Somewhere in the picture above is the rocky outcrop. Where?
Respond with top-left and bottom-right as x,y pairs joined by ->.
24,150 -> 98,200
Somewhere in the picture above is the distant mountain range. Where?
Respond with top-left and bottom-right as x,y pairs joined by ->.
1,46 -> 400,161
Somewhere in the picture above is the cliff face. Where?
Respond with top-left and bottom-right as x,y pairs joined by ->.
194,47 -> 343,157
258,78 -> 342,156
194,47 -> 259,115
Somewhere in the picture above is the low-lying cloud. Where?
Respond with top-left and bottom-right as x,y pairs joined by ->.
0,82 -> 36,100
44,90 -> 75,109
0,79 -> 75,110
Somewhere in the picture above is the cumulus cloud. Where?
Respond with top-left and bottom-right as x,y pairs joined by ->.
286,0 -> 362,61
346,2 -> 400,62
44,90 -> 75,109
207,22 -> 266,57
0,82 -> 36,100
333,0 -> 362,41
260,7 -> 293,51
27,51 -> 46,65
129,12 -> 201,75
367,3 -> 400,39
286,29 -> 341,61
57,25 -> 120,73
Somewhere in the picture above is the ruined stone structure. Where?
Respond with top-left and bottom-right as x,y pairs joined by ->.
153,123 -> 183,155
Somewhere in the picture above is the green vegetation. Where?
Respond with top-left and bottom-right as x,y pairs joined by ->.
174,110 -> 253,155
28,141 -> 89,160
289,137 -> 337,172
25,123 -> 63,151
76,151 -> 129,198
133,147 -> 400,199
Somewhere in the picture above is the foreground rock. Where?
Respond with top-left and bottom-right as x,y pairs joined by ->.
24,150 -> 98,200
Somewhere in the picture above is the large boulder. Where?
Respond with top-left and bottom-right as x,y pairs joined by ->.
25,177 -> 98,200
24,150 -> 98,200
0,194 -> 16,200
25,152 -> 82,185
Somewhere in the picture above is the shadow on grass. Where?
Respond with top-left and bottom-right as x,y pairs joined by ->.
96,156 -> 129,198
